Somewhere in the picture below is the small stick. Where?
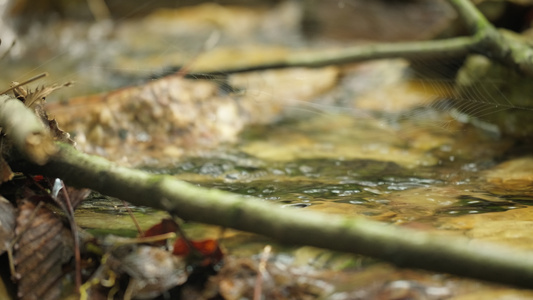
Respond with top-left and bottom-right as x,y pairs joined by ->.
0,72 -> 48,95
253,245 -> 272,300
107,232 -> 177,245
58,180 -> 82,293
122,200 -> 144,235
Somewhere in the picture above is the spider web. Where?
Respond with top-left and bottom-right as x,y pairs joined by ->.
404,57 -> 533,137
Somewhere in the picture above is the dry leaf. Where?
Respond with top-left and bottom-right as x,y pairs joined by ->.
21,83 -> 72,109
14,199 -> 74,300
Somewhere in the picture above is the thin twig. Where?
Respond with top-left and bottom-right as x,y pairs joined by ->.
253,245 -> 271,300
106,232 -> 177,246
0,72 -> 48,95
122,200 -> 144,235
58,180 -> 82,293
187,36 -> 475,75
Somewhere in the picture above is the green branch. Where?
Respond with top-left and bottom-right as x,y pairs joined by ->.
447,0 -> 494,34
194,0 -> 533,77
284,37 -> 476,68
8,142 -> 533,288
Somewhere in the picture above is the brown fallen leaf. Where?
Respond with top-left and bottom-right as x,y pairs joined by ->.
13,199 -> 74,300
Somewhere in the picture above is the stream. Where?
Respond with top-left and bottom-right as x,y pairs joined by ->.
3,1 -> 533,298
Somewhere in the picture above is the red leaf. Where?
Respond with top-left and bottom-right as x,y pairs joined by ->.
172,238 -> 191,256
141,219 -> 179,246
32,175 -> 44,182
142,219 -> 179,238
173,238 -> 223,267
